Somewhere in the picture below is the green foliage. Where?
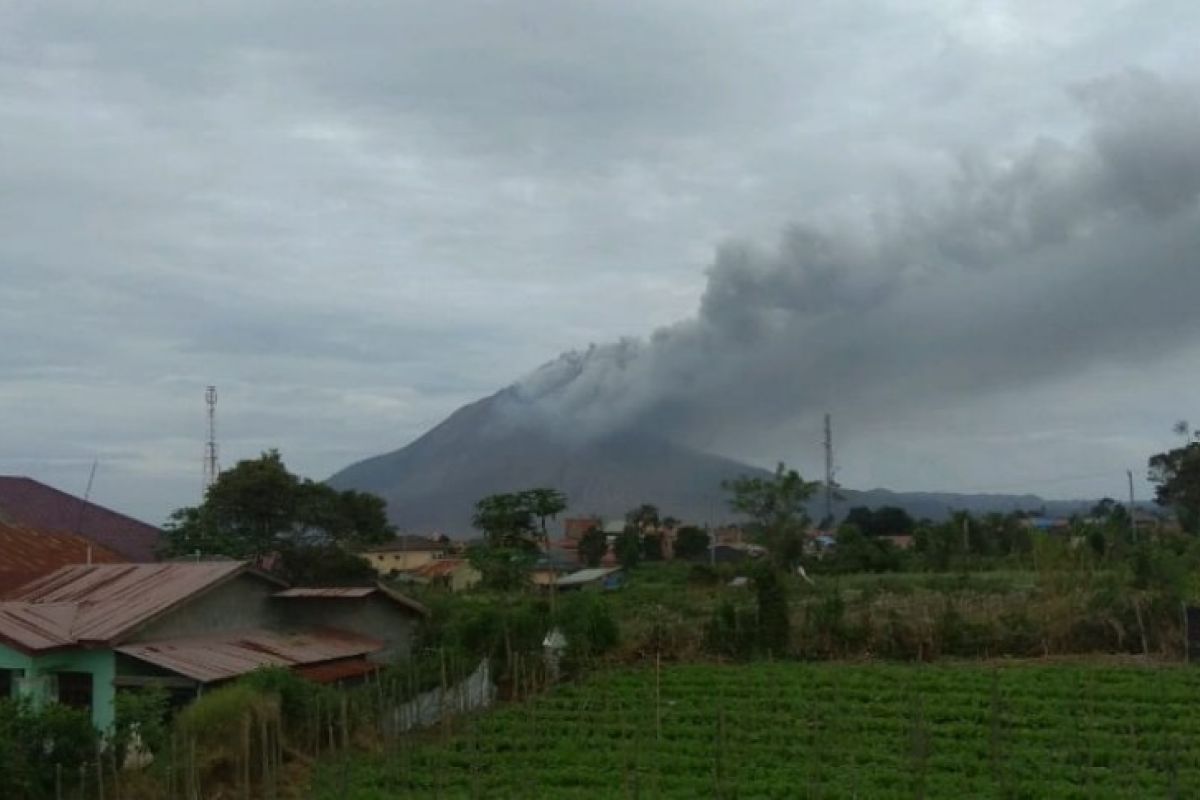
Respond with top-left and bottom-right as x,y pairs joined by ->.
318,662 -> 1200,798
472,488 -> 567,549
641,532 -> 664,561
614,529 -> 642,569
577,525 -> 608,567
466,543 -> 537,590
1150,439 -> 1200,533
0,699 -> 98,800
113,686 -> 170,764
844,505 -> 916,537
825,525 -> 904,573
160,450 -> 392,584
624,503 -> 660,531
673,525 -> 710,560
723,462 -> 819,570
554,593 -> 620,669
279,543 -> 376,586
753,565 -> 790,655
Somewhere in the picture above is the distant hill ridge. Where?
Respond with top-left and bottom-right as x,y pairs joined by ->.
327,389 -> 1100,537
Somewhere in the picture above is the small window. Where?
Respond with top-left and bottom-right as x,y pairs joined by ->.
56,672 -> 94,712
0,669 -> 12,699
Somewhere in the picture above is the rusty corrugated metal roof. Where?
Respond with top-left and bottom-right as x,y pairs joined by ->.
410,558 -> 470,579
294,657 -> 380,683
273,583 -> 429,617
0,602 -> 78,650
274,587 -> 376,598
115,627 -> 383,683
0,522 -> 127,598
0,562 -> 261,651
0,476 -> 160,562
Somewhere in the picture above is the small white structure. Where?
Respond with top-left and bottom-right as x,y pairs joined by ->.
543,627 -> 567,681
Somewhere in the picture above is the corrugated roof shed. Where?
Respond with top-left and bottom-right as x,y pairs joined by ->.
363,534 -> 448,553
115,628 -> 383,683
274,587 -> 376,598
0,477 -> 160,562
556,567 -> 622,587
0,522 -> 126,598
0,562 -> 263,651
273,584 -> 429,617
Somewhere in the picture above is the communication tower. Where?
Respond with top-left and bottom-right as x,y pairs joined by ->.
203,385 -> 219,492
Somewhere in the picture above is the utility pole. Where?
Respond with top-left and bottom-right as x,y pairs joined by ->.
1127,469 -> 1137,543
823,413 -> 835,525
203,385 -> 219,494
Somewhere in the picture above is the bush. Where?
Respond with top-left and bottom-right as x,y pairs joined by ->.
555,593 -> 620,670
113,686 -> 170,767
0,698 -> 98,800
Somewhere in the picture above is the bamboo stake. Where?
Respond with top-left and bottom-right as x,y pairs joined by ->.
241,714 -> 251,800
95,740 -> 105,800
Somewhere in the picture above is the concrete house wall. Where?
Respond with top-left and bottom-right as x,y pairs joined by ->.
276,596 -> 417,663
0,646 -> 117,730
130,573 -> 280,643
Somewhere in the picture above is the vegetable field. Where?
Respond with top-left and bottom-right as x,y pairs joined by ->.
314,662 -> 1200,798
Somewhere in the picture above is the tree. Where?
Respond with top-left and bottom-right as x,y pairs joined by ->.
472,488 -> 567,550
472,493 -> 537,550
577,526 -> 608,568
753,563 -> 790,655
614,529 -> 641,569
723,462 -> 819,570
524,488 -> 568,549
673,525 -> 710,560
1149,439 -> 1200,534
625,504 -> 661,532
160,450 -> 390,584
642,532 -> 664,561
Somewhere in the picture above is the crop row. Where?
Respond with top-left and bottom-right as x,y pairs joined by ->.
314,662 -> 1200,798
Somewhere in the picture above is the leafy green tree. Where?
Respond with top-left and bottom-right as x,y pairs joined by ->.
673,525 -> 710,560
829,525 -> 902,573
577,526 -> 608,568
625,503 -> 661,532
524,488 -> 568,548
723,462 -> 819,570
614,529 -> 641,569
160,451 -> 390,583
472,493 -> 537,549
466,543 -> 537,591
472,488 -> 568,550
1149,439 -> 1200,534
753,563 -> 790,655
641,532 -> 664,561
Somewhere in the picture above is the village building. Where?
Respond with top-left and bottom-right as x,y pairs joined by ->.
407,558 -> 482,592
0,562 -> 426,730
555,567 -> 625,592
361,534 -> 450,574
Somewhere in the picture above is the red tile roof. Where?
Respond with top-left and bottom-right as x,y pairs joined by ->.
0,522 -> 126,598
0,477 -> 160,562
115,627 -> 383,683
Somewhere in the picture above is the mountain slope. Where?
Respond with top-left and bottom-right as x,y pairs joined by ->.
328,390 -> 1095,536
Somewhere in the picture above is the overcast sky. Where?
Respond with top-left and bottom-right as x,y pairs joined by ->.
3,1 -> 1199,525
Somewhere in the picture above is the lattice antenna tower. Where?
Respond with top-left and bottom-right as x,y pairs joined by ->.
823,412 -> 837,524
203,385 -> 220,493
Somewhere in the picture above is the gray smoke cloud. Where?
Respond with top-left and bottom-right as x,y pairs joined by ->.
503,70 -> 1200,448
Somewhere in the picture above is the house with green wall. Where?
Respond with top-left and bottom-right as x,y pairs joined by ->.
0,562 -> 427,730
